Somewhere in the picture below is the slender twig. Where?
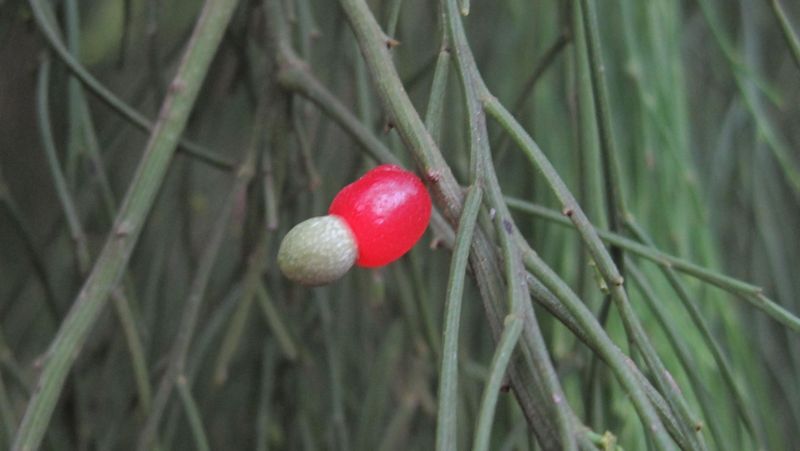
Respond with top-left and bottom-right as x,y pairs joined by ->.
385,0 -> 404,38
435,184 -> 482,451
254,281 -> 299,361
12,1 -> 241,448
492,33 -> 571,161
505,197 -> 800,333
145,0 -> 166,102
334,0 -> 560,446
524,273 -> 689,449
269,25 -> 461,262
573,7 -> 627,406
256,342 -> 276,451
64,0 -> 82,187
519,247 -> 688,450
485,94 -> 683,450
175,375 -> 211,451
0,331 -> 31,396
26,0 -> 237,172
402,51 -> 441,91
335,0 -> 464,219
424,48 -> 451,146
767,0 -> 800,74
625,219 -> 762,446
471,315 -> 523,451
355,322 -> 407,451
332,1 -> 690,449
136,106 -> 261,451
36,57 -> 92,274
290,105 -> 322,191
65,24 -> 155,416
695,0 -> 800,193
431,8 -> 470,451
626,263 -> 732,451
110,289 -> 153,414
442,0 -> 580,446
278,65 -> 400,165
574,3 -> 628,369
577,0 -> 628,251
0,170 -> 62,322
315,290 -> 352,451
213,189 -> 272,384
39,56 -> 155,442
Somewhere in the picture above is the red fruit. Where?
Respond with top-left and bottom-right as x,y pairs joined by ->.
329,164 -> 431,267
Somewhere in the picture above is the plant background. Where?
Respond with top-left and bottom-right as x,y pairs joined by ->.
0,0 -> 799,449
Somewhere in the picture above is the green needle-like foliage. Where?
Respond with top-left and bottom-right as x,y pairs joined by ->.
0,0 -> 798,450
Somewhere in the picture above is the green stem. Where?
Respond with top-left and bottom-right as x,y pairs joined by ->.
577,0 -> 629,247
695,0 -> 800,193
136,113 -> 259,451
63,0 -> 82,188
443,0 -> 580,445
0,171 -> 62,322
574,7 -> 625,404
505,197 -> 800,333
424,47 -> 451,145
436,184 -> 483,451
39,53 -> 155,430
335,0 -> 557,444
212,143 -> 273,384
524,273 -> 690,449
176,376 -> 211,451
26,0 -> 236,172
278,65 -> 400,166
484,96 -> 699,449
337,0 -> 464,221
519,247 -> 681,450
625,219 -> 762,446
36,57 -> 91,274
12,0 -> 241,448
385,0 -> 403,38
626,264 -> 732,451
256,342 -> 276,451
768,0 -> 800,75
471,315 -> 523,451
254,281 -> 299,361
492,32 -> 570,162
315,291 -> 352,451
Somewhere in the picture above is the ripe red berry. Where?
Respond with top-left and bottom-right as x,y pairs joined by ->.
278,164 -> 431,285
329,164 -> 432,267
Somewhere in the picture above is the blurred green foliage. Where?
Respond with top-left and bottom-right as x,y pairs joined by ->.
0,0 -> 799,449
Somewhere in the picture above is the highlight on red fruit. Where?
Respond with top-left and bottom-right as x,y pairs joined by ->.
329,164 -> 432,267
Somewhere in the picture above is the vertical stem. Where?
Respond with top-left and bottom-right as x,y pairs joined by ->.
12,0 -> 241,448
136,114 -> 261,451
768,0 -> 800,74
471,316 -> 524,451
574,0 -> 627,337
436,184 -> 483,451
36,57 -> 92,274
176,376 -> 211,451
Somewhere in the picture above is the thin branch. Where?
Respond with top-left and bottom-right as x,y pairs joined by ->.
26,0 -> 237,172
12,1 -> 241,448
136,98 -> 263,451
435,184 -> 482,451
768,0 -> 800,75
505,197 -> 800,333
